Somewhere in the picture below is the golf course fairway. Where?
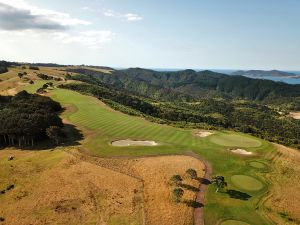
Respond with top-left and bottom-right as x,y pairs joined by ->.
23,86 -> 275,224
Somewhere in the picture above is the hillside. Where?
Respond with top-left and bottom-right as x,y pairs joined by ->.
67,67 -> 300,102
231,70 -> 300,78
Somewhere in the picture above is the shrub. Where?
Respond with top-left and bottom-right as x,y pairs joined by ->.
170,175 -> 183,184
186,168 -> 197,179
173,188 -> 184,202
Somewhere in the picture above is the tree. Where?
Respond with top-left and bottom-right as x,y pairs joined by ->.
170,175 -> 183,184
211,176 -> 227,192
46,126 -> 64,145
186,168 -> 197,179
173,188 -> 184,202
17,72 -> 24,79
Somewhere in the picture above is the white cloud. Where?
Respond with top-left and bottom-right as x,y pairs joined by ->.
0,0 -> 91,27
0,1 -> 114,50
104,9 -> 143,22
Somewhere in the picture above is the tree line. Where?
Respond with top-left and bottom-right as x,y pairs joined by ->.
0,91 -> 63,147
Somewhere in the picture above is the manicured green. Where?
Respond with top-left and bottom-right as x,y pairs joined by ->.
249,161 -> 266,169
221,220 -> 250,225
45,88 -> 274,225
231,175 -> 264,191
209,133 -> 262,148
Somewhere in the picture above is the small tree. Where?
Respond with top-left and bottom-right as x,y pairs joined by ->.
211,176 -> 227,193
173,188 -> 184,202
17,72 -> 24,79
186,168 -> 197,179
170,175 -> 183,184
46,126 -> 64,145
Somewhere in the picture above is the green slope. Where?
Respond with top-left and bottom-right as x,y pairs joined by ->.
46,88 -> 274,225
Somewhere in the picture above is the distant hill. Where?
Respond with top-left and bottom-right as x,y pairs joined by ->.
67,67 -> 300,102
231,70 -> 300,78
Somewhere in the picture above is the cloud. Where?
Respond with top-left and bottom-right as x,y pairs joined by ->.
0,3 -> 66,30
0,0 -> 90,31
104,9 -> 143,22
53,30 -> 115,49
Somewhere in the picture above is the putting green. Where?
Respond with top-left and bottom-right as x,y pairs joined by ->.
231,175 -> 264,191
210,133 -> 262,147
221,220 -> 250,225
249,161 -> 265,169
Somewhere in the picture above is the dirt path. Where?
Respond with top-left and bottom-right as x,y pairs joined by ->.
185,151 -> 213,225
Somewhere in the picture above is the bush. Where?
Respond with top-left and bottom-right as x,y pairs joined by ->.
173,188 -> 184,202
170,175 -> 182,184
0,217 -> 4,222
186,168 -> 197,179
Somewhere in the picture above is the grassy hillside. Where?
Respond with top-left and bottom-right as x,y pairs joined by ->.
2,65 -> 300,224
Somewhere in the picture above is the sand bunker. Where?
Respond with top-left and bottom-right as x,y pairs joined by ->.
111,140 -> 158,147
194,130 -> 213,137
290,112 -> 300,120
230,148 -> 253,155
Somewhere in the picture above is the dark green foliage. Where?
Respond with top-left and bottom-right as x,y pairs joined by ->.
0,91 -> 63,147
46,126 -> 64,144
186,168 -> 197,179
67,67 -> 300,102
173,188 -> 184,202
37,73 -> 53,80
29,65 -> 39,70
170,175 -> 183,184
6,184 -> 14,191
211,176 -> 227,192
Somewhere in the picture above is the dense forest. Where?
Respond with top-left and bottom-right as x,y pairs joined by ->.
60,82 -> 300,149
0,91 -> 63,147
67,68 -> 300,110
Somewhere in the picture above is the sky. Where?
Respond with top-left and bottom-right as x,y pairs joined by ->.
0,0 -> 299,70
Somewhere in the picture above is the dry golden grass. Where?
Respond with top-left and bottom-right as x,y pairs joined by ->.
131,155 -> 205,225
0,149 -> 143,225
0,148 -> 205,225
264,144 -> 300,225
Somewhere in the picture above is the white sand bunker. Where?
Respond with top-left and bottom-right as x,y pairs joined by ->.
230,148 -> 253,155
195,130 -> 213,138
111,140 -> 158,147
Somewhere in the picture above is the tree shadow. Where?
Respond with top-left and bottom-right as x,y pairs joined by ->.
183,200 -> 204,208
196,177 -> 211,185
0,124 -> 84,151
179,183 -> 199,192
226,189 -> 252,201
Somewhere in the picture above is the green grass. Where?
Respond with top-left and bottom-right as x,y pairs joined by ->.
44,88 -> 274,225
221,220 -> 250,225
249,162 -> 266,169
209,133 -> 262,148
231,175 -> 264,192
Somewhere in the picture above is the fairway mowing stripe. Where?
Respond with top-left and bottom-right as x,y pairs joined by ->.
166,130 -> 183,143
113,123 -> 147,137
140,125 -> 162,138
105,123 -> 143,137
148,128 -> 168,140
120,124 -> 149,137
101,120 -> 139,134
